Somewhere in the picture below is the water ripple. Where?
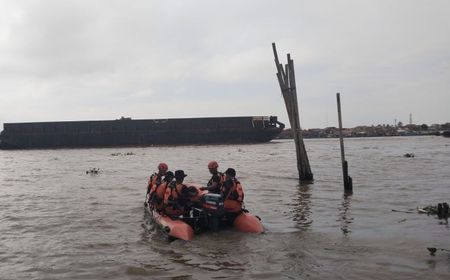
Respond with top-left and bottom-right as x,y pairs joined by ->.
1,137 -> 450,279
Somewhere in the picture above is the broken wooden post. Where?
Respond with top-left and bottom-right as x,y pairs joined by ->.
336,92 -> 353,194
272,42 -> 313,182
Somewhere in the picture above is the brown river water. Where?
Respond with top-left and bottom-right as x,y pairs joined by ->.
1,136 -> 450,279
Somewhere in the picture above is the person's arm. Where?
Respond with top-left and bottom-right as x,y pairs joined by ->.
221,179 -> 233,198
201,174 -> 221,191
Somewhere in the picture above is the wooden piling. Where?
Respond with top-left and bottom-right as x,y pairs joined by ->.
336,93 -> 353,194
272,43 -> 313,182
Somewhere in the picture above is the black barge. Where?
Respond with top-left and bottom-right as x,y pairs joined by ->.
0,116 -> 284,149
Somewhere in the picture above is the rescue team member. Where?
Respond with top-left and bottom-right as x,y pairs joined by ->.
200,160 -> 223,194
220,168 -> 244,213
146,163 -> 169,203
149,171 -> 174,211
163,170 -> 190,217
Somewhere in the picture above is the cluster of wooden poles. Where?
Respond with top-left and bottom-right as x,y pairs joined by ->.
272,42 -> 352,194
272,42 -> 313,182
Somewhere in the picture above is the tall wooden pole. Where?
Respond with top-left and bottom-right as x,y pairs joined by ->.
336,93 -> 353,194
272,42 -> 313,182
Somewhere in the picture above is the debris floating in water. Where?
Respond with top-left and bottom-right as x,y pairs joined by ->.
417,202 -> 449,224
417,203 -> 449,216
393,203 -> 449,224
403,153 -> 415,158
391,209 -> 414,214
427,247 -> 437,256
111,152 -> 135,156
427,247 -> 450,256
86,168 -> 100,175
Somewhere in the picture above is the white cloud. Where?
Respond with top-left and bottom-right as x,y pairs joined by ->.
1,0 -> 449,128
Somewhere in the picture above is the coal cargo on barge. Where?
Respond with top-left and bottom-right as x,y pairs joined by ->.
0,116 -> 284,149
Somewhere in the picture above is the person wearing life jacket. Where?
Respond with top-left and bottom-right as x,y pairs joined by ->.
149,171 -> 174,211
220,168 -> 244,213
200,160 -> 224,194
163,170 -> 190,217
146,163 -> 169,204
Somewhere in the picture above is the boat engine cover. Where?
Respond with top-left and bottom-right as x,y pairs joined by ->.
201,193 -> 224,216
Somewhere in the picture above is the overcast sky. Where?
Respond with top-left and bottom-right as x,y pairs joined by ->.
1,0 -> 449,129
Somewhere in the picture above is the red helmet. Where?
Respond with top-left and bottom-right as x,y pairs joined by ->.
208,160 -> 219,170
157,163 -> 168,172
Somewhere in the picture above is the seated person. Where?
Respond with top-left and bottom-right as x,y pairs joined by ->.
220,168 -> 244,213
163,170 -> 190,217
148,171 -> 174,211
146,162 -> 169,203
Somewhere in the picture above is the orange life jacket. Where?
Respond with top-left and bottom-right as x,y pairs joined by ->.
149,181 -> 169,210
147,173 -> 161,193
221,178 -> 244,213
151,172 -> 163,186
147,173 -> 162,197
163,182 -> 187,216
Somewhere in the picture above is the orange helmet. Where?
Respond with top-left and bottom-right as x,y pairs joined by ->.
157,163 -> 168,172
208,160 -> 219,170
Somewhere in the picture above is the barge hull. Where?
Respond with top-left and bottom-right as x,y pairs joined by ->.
0,116 -> 284,149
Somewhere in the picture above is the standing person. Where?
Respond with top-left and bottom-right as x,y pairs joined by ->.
220,168 -> 244,214
163,170 -> 190,217
146,163 -> 169,204
200,160 -> 223,194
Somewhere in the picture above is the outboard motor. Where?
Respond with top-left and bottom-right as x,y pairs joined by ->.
201,193 -> 225,231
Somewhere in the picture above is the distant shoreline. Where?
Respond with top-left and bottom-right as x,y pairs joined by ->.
277,127 -> 449,139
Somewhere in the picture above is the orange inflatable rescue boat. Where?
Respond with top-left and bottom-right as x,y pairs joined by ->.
146,207 -> 195,241
144,186 -> 263,241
